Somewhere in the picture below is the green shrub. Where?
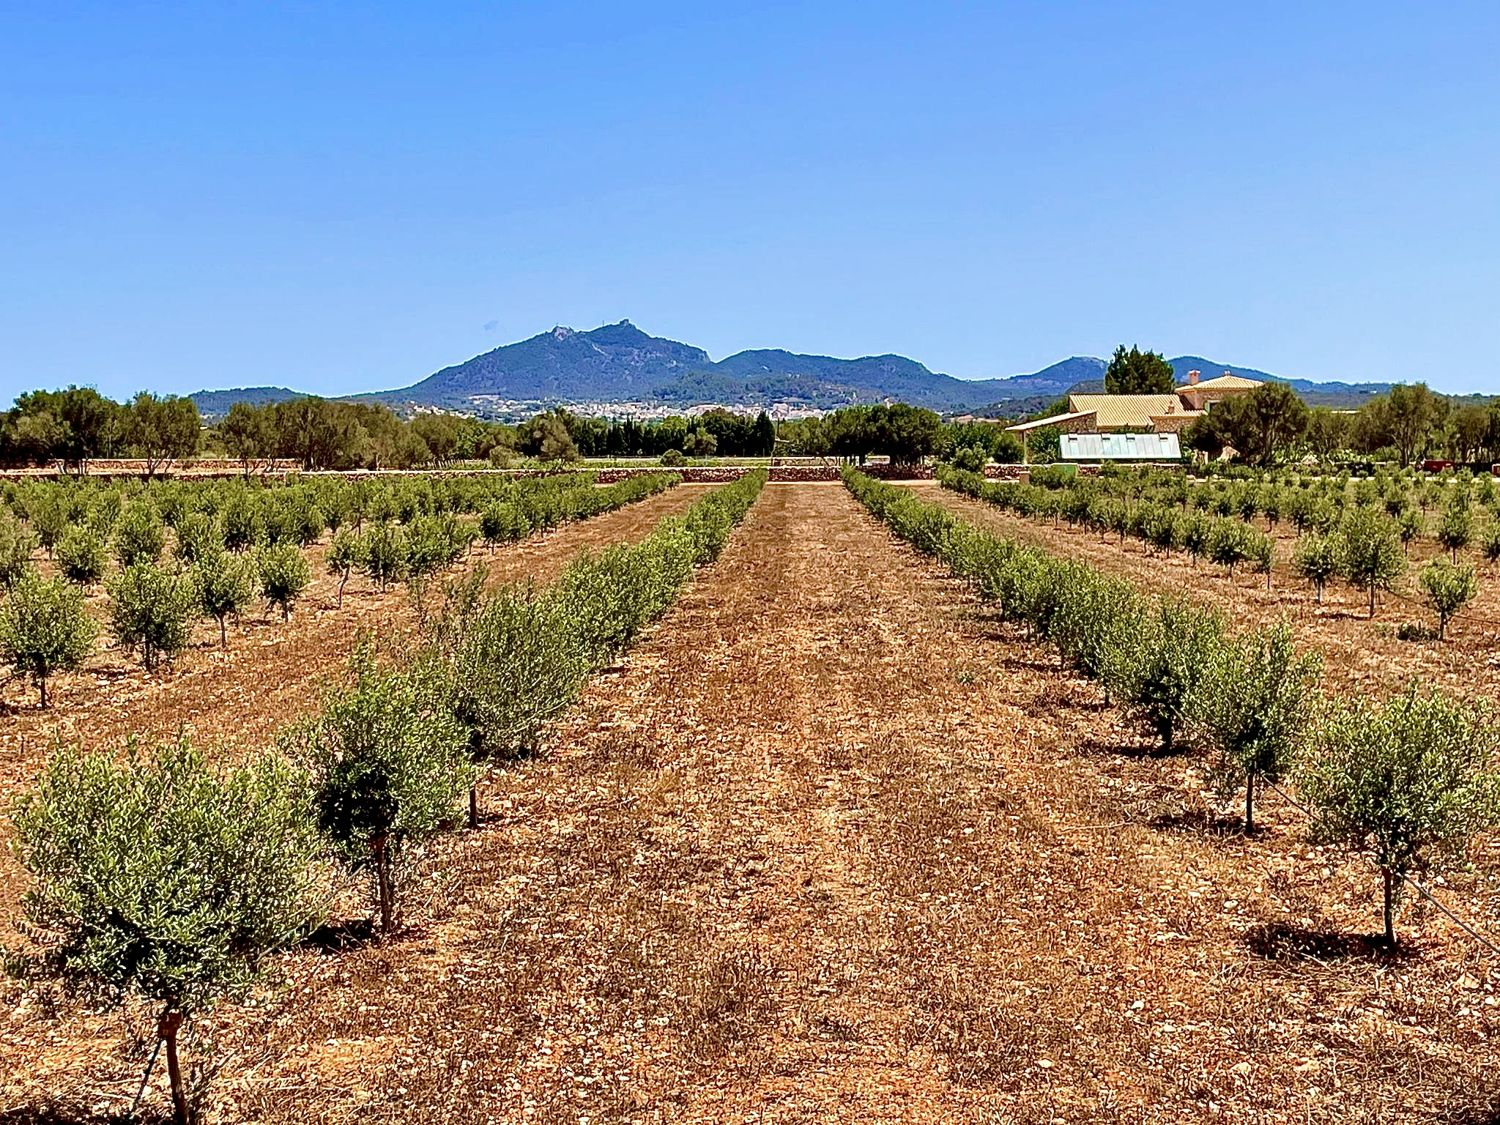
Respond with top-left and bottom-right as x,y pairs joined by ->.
0,570 -> 97,706
220,491 -> 261,552
28,493 -> 68,555
1397,508 -> 1424,554
113,500 -> 166,568
1437,498 -> 1473,562
659,448 -> 687,467
1301,686 -> 1500,947
1338,508 -> 1405,617
108,563 -> 197,670
287,654 -> 471,934
0,513 -> 38,587
195,549 -> 255,648
479,501 -> 529,548
1292,533 -> 1341,603
326,528 -> 363,608
1102,598 -> 1225,754
11,738 -> 326,1122
174,510 -> 222,563
427,587 -> 588,826
55,525 -> 109,586
361,523 -> 408,590
1418,559 -> 1477,640
1190,621 -> 1320,831
257,542 -> 312,620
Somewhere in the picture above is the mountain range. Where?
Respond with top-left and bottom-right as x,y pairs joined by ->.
190,320 -> 1395,418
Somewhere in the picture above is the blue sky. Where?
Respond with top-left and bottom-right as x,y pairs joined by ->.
3,1 -> 1498,401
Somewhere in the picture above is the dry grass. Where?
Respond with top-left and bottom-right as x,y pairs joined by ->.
2,482 -> 1498,1122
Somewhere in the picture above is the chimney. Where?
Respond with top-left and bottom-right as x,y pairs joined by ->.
1188,370 -> 1200,385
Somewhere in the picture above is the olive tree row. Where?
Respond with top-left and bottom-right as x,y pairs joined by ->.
4,471 -> 764,1122
847,467 -> 1500,951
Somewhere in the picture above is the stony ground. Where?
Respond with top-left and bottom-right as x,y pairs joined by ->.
4,482 -> 1499,1123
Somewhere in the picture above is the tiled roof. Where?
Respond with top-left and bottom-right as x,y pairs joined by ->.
1180,374 -> 1263,393
1067,394 -> 1184,430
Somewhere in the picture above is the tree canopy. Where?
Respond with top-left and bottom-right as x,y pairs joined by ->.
1104,345 -> 1176,395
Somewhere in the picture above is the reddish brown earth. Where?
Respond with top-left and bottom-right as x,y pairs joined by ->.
911,480 -> 1500,701
5,482 -> 1495,1123
0,485 -> 708,917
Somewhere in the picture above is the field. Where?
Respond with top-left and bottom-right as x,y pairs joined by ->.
2,476 -> 1499,1123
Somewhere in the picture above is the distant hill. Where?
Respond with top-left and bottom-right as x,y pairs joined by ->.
189,386 -> 305,420
190,322 -> 1397,417
1167,357 -> 1389,408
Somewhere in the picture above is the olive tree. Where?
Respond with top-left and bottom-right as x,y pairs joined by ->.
426,586 -> 588,827
0,569 -> 97,706
1189,620 -> 1321,831
0,513 -> 38,587
108,562 -> 198,670
10,739 -> 327,1123
286,654 -> 471,934
1418,560 -> 1477,640
360,523 -> 408,590
1437,498 -> 1473,563
1103,597 -> 1226,754
1338,509 -> 1405,617
113,500 -> 166,568
1292,533 -> 1340,604
54,525 -> 109,586
1300,686 -> 1500,947
195,549 -> 255,648
257,542 -> 312,620
326,528 -> 363,608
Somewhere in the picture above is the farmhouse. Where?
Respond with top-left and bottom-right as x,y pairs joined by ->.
1004,369 -> 1263,461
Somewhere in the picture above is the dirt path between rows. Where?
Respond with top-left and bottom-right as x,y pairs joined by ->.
0,485 -> 707,917
911,481 -> 1500,701
5,483 -> 1496,1123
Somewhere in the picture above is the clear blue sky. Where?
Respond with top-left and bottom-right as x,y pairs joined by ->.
3,1 -> 1498,402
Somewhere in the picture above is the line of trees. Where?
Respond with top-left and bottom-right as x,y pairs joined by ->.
0,471 -> 679,705
6,471 -> 767,1123
847,467 -> 1500,952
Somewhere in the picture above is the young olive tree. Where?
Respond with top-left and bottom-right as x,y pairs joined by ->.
113,500 -> 166,568
0,513 -> 38,587
286,653 -> 472,934
326,528 -> 363,608
1301,686 -> 1500,947
1338,509 -> 1405,617
54,525 -> 109,586
1190,620 -> 1321,831
195,548 -> 255,648
0,569 -> 97,707
108,562 -> 198,671
1418,559 -> 1477,641
257,542 -> 312,620
1105,597 -> 1226,754
360,523 -> 408,590
427,586 -> 588,827
1292,533 -> 1341,604
10,739 -> 327,1124
1437,499 -> 1473,563
173,510 -> 222,564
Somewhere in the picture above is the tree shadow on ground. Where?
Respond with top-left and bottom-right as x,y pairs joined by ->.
1244,922 -> 1410,964
1149,808 -> 1248,837
0,1106 -> 171,1125
1085,737 -> 1191,761
302,916 -> 378,954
